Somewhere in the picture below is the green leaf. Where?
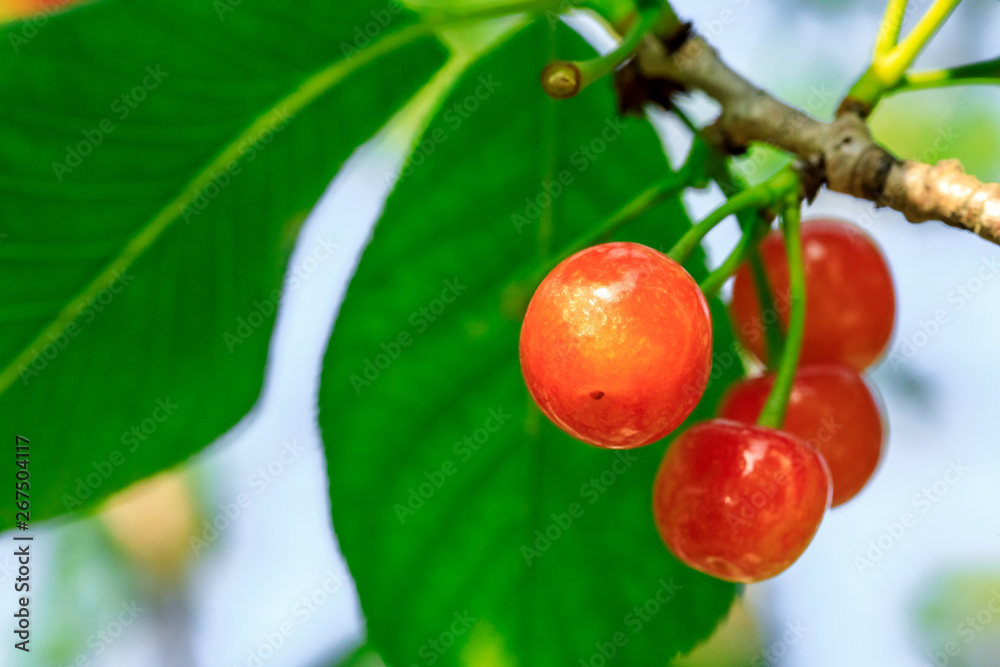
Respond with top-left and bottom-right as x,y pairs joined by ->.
319,20 -> 742,665
0,0 -> 447,527
330,642 -> 383,667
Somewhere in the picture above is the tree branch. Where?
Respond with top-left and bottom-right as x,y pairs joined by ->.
626,32 -> 1000,246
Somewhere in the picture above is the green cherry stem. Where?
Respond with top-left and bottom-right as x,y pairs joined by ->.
873,0 -> 909,56
667,167 -> 797,265
888,56 -> 1000,93
666,190 -> 767,264
846,0 -> 962,110
513,138 -> 711,304
541,7 -> 660,99
879,0 -> 962,77
528,172 -> 689,283
756,194 -> 805,430
583,0 -> 639,26
747,243 -> 785,365
531,137 -> 714,280
704,157 -> 787,360
704,156 -> 787,362
698,209 -> 769,298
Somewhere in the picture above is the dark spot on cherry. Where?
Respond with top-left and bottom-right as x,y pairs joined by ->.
590,391 -> 605,400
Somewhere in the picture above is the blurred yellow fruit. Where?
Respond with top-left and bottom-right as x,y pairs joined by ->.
100,470 -> 200,581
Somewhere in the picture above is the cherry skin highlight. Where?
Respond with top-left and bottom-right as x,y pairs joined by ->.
653,419 -> 831,583
719,364 -> 884,507
729,218 -> 896,370
519,242 -> 712,449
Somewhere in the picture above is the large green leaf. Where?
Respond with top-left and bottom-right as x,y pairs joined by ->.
0,0 -> 447,527
319,20 -> 742,665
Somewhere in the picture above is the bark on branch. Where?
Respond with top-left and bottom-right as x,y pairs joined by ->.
628,32 -> 1000,246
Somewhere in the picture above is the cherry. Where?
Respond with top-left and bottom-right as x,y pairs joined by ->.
519,242 -> 712,449
729,218 -> 895,370
653,419 -> 831,583
719,364 -> 884,507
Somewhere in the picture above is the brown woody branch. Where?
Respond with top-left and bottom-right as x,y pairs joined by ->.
625,32 -> 1000,246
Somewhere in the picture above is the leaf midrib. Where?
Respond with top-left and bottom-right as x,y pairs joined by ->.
0,22 -> 437,396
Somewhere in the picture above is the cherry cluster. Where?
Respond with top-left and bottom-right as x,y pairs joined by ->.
519,219 -> 895,583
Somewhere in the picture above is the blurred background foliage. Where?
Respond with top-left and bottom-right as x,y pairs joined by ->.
1,0 -> 999,666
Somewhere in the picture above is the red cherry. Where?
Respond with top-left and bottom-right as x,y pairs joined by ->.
719,364 -> 884,507
519,242 -> 712,449
653,419 -> 831,583
729,218 -> 895,370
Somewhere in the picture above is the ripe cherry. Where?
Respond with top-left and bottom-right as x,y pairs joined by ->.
519,242 -> 712,449
719,364 -> 884,507
729,218 -> 895,370
653,419 -> 831,583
